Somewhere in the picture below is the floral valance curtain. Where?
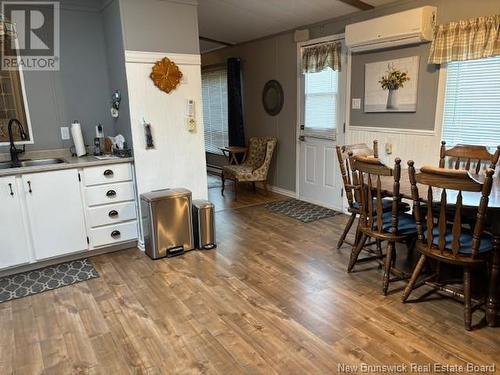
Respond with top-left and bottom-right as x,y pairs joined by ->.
301,42 -> 341,73
429,15 -> 500,64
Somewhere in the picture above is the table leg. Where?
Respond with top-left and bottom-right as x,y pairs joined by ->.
486,236 -> 500,327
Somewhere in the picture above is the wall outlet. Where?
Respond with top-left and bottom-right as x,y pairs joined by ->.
385,142 -> 393,155
60,127 -> 70,140
352,98 -> 361,110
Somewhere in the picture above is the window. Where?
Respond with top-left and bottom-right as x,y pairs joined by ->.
0,34 -> 31,144
442,56 -> 500,148
201,67 -> 228,154
303,67 -> 338,139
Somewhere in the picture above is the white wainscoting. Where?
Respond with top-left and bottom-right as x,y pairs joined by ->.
125,50 -> 208,246
347,126 -> 442,168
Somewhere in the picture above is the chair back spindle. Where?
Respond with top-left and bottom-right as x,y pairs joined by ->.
439,141 -> 500,174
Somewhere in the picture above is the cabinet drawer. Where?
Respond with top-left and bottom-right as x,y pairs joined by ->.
85,181 -> 135,207
90,221 -> 138,247
87,201 -> 137,228
83,163 -> 132,186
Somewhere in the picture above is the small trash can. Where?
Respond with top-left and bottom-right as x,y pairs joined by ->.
140,188 -> 194,259
192,199 -> 216,250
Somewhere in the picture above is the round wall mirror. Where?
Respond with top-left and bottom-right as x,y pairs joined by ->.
262,80 -> 284,116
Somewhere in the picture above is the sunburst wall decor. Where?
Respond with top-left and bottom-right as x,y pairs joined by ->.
150,57 -> 183,94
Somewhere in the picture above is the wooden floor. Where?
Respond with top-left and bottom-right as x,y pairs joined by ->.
207,173 -> 286,211
1,186 -> 499,374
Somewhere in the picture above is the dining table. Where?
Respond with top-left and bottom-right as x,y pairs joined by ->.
379,169 -> 500,327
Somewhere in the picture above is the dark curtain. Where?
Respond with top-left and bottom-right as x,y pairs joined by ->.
227,58 -> 245,147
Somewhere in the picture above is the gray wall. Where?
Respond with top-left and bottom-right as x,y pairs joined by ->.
0,2 -> 114,152
119,0 -> 200,54
350,43 -> 439,130
202,0 -> 500,192
102,0 -> 132,147
202,33 -> 297,191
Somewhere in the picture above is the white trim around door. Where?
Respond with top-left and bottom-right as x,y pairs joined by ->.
295,33 -> 347,211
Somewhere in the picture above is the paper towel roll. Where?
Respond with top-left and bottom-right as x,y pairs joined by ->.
71,121 -> 86,157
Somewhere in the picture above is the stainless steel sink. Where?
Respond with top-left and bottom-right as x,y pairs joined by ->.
18,158 -> 66,167
0,161 -> 13,170
0,158 -> 66,170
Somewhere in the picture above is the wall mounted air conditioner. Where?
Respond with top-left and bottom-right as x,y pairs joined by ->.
345,6 -> 437,52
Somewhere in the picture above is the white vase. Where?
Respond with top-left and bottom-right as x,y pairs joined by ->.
386,89 -> 399,110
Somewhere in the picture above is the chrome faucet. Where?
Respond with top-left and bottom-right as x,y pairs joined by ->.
8,118 -> 27,165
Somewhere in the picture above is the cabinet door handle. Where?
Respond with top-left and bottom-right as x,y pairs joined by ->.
103,169 -> 114,177
108,210 -> 119,218
111,230 -> 121,239
27,181 -> 32,193
106,190 -> 116,197
8,183 -> 14,196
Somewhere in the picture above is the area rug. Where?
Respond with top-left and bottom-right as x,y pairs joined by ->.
265,199 -> 340,223
0,259 -> 99,303
207,174 -> 223,189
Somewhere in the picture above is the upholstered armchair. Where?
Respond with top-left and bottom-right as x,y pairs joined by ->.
221,137 -> 277,200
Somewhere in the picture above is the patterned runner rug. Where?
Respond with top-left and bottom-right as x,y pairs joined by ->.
265,199 -> 340,223
0,259 -> 99,303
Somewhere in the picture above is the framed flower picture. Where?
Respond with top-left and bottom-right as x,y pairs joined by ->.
364,56 -> 419,113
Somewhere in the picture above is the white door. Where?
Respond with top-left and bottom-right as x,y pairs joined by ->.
23,169 -> 88,260
0,176 -> 31,269
298,59 -> 345,210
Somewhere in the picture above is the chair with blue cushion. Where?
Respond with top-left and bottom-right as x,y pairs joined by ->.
347,156 -> 417,296
402,163 -> 495,331
336,141 -> 379,249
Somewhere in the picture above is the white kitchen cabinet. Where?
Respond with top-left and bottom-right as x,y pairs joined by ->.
82,163 -> 138,249
0,176 -> 31,269
22,169 -> 88,260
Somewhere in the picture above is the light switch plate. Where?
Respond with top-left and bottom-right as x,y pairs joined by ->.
60,127 -> 70,140
352,98 -> 361,110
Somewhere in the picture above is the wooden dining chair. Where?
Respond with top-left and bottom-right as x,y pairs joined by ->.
347,156 -> 418,295
403,162 -> 495,330
439,142 -> 500,173
335,141 -> 379,249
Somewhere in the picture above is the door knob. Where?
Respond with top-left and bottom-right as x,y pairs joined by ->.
298,135 -> 305,142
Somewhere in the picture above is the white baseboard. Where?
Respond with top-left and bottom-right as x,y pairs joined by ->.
137,240 -> 145,251
267,185 -> 297,198
296,195 -> 343,211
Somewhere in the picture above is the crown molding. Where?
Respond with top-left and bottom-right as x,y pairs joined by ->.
125,50 -> 201,65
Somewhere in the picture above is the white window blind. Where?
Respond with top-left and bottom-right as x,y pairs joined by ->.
304,66 -> 338,140
442,56 -> 500,149
202,68 -> 228,154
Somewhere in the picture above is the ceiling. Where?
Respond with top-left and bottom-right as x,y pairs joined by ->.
198,0 -> 397,53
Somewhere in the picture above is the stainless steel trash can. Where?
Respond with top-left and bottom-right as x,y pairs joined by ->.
192,199 -> 216,250
140,188 -> 194,259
